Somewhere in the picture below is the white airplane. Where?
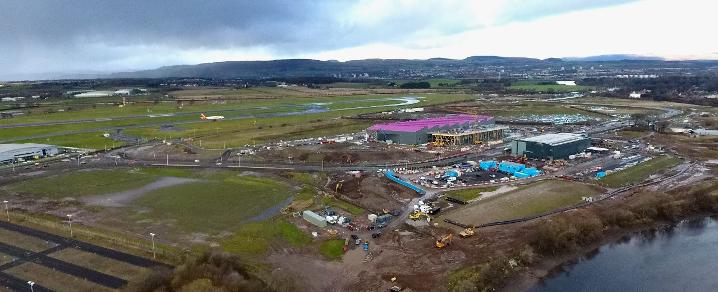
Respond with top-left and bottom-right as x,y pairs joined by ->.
200,113 -> 224,121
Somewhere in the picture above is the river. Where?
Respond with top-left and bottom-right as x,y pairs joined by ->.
530,217 -> 718,292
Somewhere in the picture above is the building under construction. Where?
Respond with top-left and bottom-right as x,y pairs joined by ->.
368,115 -> 502,145
430,126 -> 507,146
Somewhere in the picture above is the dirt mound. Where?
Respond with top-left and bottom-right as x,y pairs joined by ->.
333,173 -> 417,211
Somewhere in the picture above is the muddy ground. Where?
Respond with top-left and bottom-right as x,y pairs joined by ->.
331,172 -> 419,212
256,142 -> 437,165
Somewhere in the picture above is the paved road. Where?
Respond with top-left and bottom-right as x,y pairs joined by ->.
0,241 -> 127,289
0,272 -> 54,292
0,221 -> 169,269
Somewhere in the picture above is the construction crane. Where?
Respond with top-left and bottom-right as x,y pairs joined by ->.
435,234 -> 453,248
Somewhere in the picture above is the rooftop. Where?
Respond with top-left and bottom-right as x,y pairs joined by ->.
369,115 -> 493,133
0,143 -> 56,153
519,133 -> 587,146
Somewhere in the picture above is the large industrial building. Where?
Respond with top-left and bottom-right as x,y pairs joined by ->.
0,143 -> 60,163
511,133 -> 590,159
368,115 -> 502,145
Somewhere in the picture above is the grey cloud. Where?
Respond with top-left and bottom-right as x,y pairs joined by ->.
0,0 -> 636,79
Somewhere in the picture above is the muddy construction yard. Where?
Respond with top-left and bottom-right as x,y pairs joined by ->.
256,142 -> 437,165
332,172 -> 419,212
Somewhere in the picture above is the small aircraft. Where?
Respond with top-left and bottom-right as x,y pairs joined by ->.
200,113 -> 224,121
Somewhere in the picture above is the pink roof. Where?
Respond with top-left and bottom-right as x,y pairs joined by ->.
369,115 -> 492,132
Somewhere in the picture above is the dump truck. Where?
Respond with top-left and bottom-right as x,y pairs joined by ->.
459,227 -> 475,238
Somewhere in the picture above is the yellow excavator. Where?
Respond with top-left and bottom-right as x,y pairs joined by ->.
459,227 -> 475,238
435,234 -> 453,248
409,210 -> 429,221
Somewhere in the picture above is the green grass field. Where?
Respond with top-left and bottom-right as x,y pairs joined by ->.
319,239 -> 346,261
444,186 -> 499,201
1,93 -> 471,149
7,169 -> 157,199
322,196 -> 365,215
420,79 -> 461,87
7,263 -> 113,292
221,218 -> 311,255
49,248 -> 152,283
0,228 -> 55,252
133,175 -> 292,232
600,156 -> 681,188
443,180 -> 604,226
617,130 -> 648,139
0,252 -> 13,266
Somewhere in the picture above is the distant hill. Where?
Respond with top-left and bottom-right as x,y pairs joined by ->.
109,55 -> 714,79
562,54 -> 665,61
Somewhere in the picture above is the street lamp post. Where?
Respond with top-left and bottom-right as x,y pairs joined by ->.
3,200 -> 9,221
67,214 -> 73,237
149,232 -> 156,259
27,281 -> 35,292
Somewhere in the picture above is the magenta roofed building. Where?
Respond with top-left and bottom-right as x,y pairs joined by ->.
367,114 -> 494,144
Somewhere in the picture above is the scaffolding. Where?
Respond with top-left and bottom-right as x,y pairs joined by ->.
430,126 -> 507,146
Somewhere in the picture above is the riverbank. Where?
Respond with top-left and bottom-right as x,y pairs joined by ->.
503,214 -> 714,292
447,178 -> 718,291
501,182 -> 718,292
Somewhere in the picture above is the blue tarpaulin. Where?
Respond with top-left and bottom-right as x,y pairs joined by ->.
479,160 -> 497,170
596,171 -> 607,179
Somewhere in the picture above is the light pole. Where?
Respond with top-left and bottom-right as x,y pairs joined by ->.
3,200 -> 9,221
149,232 -> 156,259
67,214 -> 73,237
27,281 -> 35,292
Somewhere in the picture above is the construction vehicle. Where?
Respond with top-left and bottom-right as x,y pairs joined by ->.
409,210 -> 429,221
435,234 -> 453,248
459,227 -> 475,238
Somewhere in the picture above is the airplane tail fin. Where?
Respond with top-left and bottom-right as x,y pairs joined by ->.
200,113 -> 206,120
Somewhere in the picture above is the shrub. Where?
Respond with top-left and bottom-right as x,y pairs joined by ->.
601,208 -> 637,228
130,251 -> 271,292
690,189 -> 718,212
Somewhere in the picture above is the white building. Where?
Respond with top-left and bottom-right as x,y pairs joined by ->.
556,80 -> 577,86
74,91 -> 114,98
0,144 -> 60,163
629,92 -> 642,98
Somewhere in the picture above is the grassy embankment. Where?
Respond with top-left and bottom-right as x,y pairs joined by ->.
448,180 -> 718,292
444,186 -> 499,201
599,155 -> 681,188
443,180 -> 604,226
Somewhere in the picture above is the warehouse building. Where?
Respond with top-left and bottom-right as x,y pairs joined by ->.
0,143 -> 60,164
368,115 -> 496,145
511,133 -> 590,159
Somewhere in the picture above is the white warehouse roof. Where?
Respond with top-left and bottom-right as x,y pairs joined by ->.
0,143 -> 57,153
519,133 -> 587,146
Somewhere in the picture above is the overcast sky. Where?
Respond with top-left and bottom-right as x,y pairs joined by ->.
1,0 -> 717,80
